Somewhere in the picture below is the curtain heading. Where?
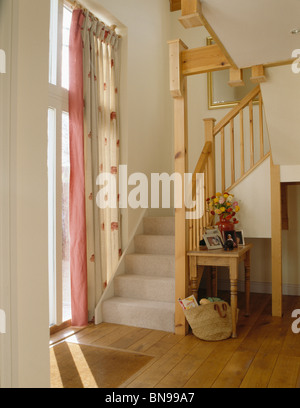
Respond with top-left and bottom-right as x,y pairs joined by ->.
82,12 -> 120,49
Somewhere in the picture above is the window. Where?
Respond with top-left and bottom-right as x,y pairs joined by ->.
48,0 -> 72,327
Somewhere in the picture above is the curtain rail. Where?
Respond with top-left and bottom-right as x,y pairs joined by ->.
63,0 -> 119,34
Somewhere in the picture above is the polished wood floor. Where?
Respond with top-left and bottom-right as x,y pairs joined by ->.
50,293 -> 300,388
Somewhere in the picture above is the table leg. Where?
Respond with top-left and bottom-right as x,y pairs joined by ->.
206,267 -> 212,297
244,250 -> 251,317
230,279 -> 238,338
230,260 -> 238,338
211,266 -> 218,297
189,257 -> 198,301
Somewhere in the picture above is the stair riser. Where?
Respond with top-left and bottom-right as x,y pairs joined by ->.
134,235 -> 175,255
143,217 -> 175,236
125,255 -> 175,278
114,276 -> 175,303
102,301 -> 175,333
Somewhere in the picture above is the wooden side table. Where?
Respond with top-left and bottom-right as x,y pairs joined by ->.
187,244 -> 252,338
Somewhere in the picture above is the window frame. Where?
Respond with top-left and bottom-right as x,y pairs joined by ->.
48,0 -> 72,327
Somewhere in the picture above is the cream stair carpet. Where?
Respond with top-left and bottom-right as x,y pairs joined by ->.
102,216 -> 175,332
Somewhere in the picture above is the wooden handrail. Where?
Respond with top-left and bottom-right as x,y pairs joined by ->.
211,84 -> 270,194
213,85 -> 261,136
191,141 -> 212,200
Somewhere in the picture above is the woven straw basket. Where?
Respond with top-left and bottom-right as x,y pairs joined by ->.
184,301 -> 233,341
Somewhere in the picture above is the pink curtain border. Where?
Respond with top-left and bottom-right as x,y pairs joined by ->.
69,9 -> 88,327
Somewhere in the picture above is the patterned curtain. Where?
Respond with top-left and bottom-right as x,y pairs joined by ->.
69,10 -> 122,325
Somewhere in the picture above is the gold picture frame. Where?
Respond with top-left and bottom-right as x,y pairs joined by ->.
203,228 -> 224,250
207,37 -> 259,110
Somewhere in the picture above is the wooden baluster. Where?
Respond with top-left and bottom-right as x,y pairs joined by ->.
203,118 -> 216,199
200,213 -> 203,241
230,119 -> 235,186
240,109 -> 245,177
188,217 -> 193,251
205,164 -> 209,227
196,187 -> 200,249
193,219 -> 197,251
249,100 -> 254,167
259,92 -> 264,159
221,128 -> 225,192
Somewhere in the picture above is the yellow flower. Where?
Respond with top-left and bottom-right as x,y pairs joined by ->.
235,206 -> 240,212
226,202 -> 231,207
215,209 -> 222,215
223,194 -> 229,198
216,192 -> 222,197
220,207 -> 226,213
214,197 -> 219,203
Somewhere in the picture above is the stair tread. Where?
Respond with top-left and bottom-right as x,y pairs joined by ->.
143,216 -> 174,220
103,296 -> 175,308
137,234 -> 175,237
115,274 -> 174,282
126,253 -> 174,257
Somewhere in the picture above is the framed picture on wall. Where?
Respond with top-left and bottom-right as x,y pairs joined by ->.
207,37 -> 259,110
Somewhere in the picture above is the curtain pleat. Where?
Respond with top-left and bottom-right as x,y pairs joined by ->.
69,9 -> 122,325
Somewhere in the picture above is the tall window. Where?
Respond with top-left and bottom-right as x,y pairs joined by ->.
48,0 -> 72,327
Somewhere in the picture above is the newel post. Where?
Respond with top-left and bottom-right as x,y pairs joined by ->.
270,155 -> 282,317
203,118 -> 216,198
168,39 -> 189,335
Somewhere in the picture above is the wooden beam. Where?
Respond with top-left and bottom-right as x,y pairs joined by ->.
179,0 -> 203,28
168,39 -> 188,97
270,156 -> 282,317
181,44 -> 231,76
281,183 -> 289,230
170,0 -> 181,12
179,0 -> 238,69
250,65 -> 267,83
228,68 -> 245,87
169,39 -> 189,335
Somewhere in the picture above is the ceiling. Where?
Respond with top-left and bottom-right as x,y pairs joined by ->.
201,0 -> 300,68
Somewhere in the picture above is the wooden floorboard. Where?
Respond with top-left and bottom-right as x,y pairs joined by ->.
50,293 -> 300,389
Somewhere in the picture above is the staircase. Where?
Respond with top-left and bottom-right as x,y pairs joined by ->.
102,216 -> 176,332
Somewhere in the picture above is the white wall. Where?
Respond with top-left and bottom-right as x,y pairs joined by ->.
231,157 -> 271,238
82,0 -> 174,245
261,65 -> 300,166
0,0 -> 13,388
0,0 -> 51,388
282,185 -> 300,290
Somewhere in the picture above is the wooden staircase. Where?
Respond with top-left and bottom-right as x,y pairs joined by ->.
168,36 -> 283,334
101,216 -> 176,332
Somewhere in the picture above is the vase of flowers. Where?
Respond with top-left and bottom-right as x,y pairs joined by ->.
206,192 -> 240,235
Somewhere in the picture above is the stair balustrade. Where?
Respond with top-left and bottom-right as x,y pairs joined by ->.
188,85 -> 270,251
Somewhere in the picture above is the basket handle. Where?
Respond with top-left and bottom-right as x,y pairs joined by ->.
214,303 -> 227,318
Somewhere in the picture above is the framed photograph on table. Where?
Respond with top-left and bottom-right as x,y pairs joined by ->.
235,230 -> 245,246
223,231 -> 238,249
204,229 -> 224,250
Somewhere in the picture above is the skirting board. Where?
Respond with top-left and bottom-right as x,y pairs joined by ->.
217,278 -> 300,297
